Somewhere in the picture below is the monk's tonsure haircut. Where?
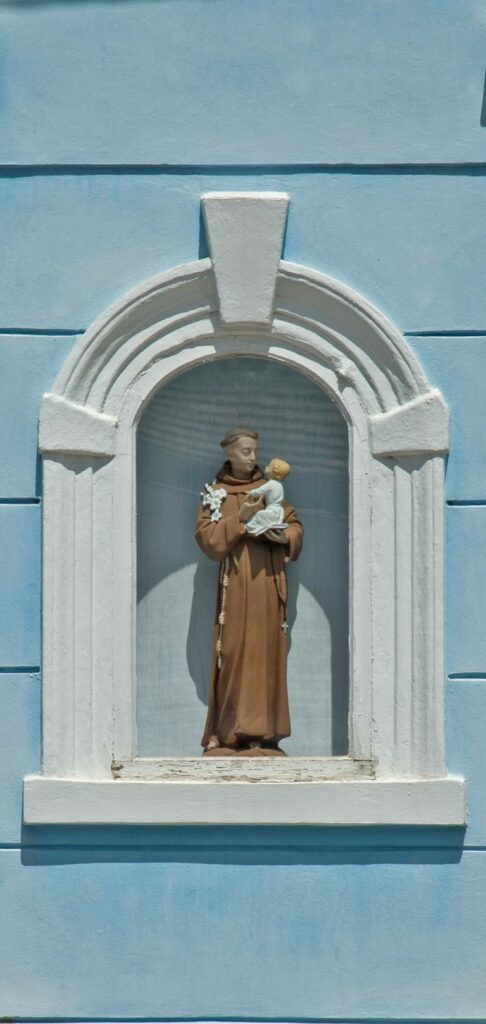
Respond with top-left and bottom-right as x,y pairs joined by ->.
220,427 -> 259,449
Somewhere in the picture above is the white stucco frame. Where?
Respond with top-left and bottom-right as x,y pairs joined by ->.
24,193 -> 465,825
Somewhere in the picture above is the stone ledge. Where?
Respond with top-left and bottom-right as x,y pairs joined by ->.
23,776 -> 466,826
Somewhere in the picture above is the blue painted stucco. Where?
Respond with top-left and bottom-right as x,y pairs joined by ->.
1,172 -> 485,331
1,841 -> 485,1020
412,337 -> 486,501
0,672 -> 40,845
1,1 -> 486,1020
0,334 -> 76,497
1,0 -> 485,165
447,507 -> 486,676
0,504 -> 40,667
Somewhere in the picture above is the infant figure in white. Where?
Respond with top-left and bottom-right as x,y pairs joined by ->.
245,458 -> 290,537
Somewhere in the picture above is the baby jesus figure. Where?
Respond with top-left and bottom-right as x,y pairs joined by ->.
244,458 -> 290,537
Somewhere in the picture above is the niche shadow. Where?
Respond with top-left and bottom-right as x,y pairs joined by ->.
20,822 -> 467,867
198,206 -> 210,259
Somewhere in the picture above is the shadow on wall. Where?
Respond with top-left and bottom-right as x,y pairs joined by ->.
136,357 -> 349,758
2,0 -> 175,6
2,0 -> 218,7
481,67 -> 486,126
20,823 -> 467,866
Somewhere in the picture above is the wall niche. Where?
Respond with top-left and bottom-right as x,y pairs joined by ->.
136,356 -> 349,758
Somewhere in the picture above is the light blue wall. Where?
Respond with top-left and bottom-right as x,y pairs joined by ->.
0,334 -> 76,496
1,0 -> 485,164
1,172 -> 485,331
0,672 -> 40,845
413,338 -> 486,501
1,1 -> 486,1020
0,504 -> 40,666
1,839 -> 485,1020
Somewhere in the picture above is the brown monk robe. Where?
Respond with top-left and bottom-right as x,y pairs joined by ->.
195,462 -> 303,754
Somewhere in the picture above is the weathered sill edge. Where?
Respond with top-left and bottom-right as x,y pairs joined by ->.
112,755 -> 374,783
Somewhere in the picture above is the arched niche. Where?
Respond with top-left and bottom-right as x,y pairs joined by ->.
23,193 -> 464,826
136,355 -> 349,758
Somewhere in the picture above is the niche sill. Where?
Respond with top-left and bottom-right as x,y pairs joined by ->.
113,755 -> 373,782
23,773 -> 466,826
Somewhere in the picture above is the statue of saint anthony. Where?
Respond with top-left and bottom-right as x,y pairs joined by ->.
195,428 -> 304,756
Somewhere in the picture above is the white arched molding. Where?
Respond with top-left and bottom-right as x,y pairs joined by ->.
24,193 -> 464,825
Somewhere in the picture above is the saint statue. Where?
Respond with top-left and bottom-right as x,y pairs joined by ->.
195,428 -> 304,756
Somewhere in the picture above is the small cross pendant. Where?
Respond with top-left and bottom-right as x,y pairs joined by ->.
281,621 -> 289,634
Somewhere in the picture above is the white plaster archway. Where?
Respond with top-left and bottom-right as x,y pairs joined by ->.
24,193 -> 464,825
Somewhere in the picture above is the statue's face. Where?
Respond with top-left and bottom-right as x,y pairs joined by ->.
225,435 -> 258,477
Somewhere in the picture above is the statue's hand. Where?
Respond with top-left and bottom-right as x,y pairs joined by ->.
265,529 -> 290,545
239,496 -> 265,522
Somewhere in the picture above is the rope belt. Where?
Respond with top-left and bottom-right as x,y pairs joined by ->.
216,546 -> 288,670
215,556 -> 230,669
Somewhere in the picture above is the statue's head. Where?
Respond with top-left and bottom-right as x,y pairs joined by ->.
220,427 -> 259,478
266,458 -> 290,481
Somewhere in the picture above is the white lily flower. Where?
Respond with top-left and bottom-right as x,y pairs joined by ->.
201,483 -> 227,522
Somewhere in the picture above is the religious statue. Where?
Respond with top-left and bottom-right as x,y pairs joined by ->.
195,428 -> 304,756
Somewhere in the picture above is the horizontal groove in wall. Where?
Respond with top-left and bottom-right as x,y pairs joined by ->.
2,328 -> 485,338
449,673 -> 486,680
0,497 -> 40,505
0,841 -> 475,852
1,162 -> 486,177
0,666 -> 40,674
405,330 -> 486,338
0,330 -> 484,342
1,1016 -> 485,1023
447,501 -> 486,507
0,327 -> 81,337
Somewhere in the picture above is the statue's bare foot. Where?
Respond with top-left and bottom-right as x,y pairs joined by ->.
206,735 -> 219,751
